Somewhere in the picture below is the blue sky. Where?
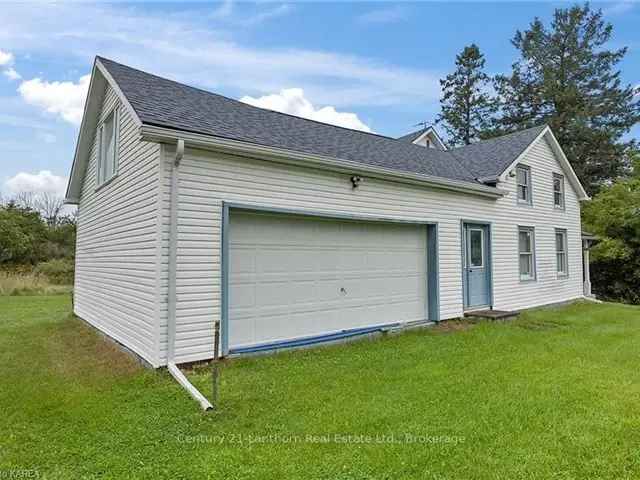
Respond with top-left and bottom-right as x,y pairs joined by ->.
0,1 -> 638,197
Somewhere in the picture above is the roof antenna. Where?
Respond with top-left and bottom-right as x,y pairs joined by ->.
412,121 -> 431,130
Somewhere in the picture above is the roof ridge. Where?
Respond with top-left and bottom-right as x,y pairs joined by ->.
96,56 -> 399,142
398,126 -> 428,136
450,124 -> 547,151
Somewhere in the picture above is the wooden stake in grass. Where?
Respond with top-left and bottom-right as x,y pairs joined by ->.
212,320 -> 221,409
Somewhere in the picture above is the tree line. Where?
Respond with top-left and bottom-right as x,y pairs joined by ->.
436,3 -> 639,196
0,193 -> 76,283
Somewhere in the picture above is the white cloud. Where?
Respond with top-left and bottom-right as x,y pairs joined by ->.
357,6 -> 407,24
240,4 -> 292,27
0,3 -> 440,110
603,1 -> 636,16
0,49 -> 14,66
3,170 -> 67,197
18,74 -> 90,125
4,67 -> 21,81
241,88 -> 372,132
210,1 -> 291,26
37,132 -> 57,144
211,0 -> 233,19
0,49 -> 20,81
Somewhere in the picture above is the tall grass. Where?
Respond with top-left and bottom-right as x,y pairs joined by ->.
0,271 -> 72,296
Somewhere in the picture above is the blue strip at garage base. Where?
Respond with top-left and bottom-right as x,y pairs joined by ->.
229,322 -> 402,355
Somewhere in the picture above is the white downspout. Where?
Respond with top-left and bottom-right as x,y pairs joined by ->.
167,138 -> 213,411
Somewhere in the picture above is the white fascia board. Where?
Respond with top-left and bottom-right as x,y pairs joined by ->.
140,125 -> 506,199
477,176 -> 499,183
95,59 -> 142,130
64,62 -> 103,204
497,126 -> 590,201
544,128 -> 590,201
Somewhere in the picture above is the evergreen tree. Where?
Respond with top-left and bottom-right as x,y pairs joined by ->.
494,3 -> 640,194
437,44 -> 495,146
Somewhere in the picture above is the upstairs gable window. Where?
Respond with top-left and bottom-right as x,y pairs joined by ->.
553,173 -> 565,209
516,165 -> 532,205
97,108 -> 119,186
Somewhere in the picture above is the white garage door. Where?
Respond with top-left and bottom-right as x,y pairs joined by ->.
228,211 -> 428,350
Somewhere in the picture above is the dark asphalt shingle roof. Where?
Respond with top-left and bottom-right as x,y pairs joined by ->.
448,126 -> 547,180
98,57 -> 545,186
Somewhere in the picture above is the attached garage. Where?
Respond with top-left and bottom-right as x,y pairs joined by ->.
222,206 -> 439,354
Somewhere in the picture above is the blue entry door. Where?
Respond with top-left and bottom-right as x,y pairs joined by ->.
463,223 -> 491,309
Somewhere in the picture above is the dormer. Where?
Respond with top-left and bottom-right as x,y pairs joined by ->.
396,126 -> 447,150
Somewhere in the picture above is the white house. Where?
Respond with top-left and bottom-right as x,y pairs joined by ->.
66,57 -> 591,374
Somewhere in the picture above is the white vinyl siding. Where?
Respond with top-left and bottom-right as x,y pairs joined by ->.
73,84 -> 162,367
516,164 -> 532,205
155,134 -> 584,365
518,227 -> 536,281
553,173 -> 565,209
555,229 -> 568,276
97,108 -> 118,186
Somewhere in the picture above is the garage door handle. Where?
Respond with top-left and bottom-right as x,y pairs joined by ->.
340,287 -> 347,295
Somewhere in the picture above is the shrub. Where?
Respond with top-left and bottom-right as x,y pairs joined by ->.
34,259 -> 75,285
0,271 -> 72,296
0,205 -> 47,265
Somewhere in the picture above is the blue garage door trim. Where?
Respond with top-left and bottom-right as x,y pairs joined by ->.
220,202 -> 440,356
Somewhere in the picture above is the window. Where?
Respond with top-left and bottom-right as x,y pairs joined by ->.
97,108 -> 118,186
518,227 -> 536,281
516,165 -> 532,204
468,229 -> 484,268
555,229 -> 568,276
553,173 -> 565,209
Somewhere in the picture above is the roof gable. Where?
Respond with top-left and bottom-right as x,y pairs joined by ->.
448,126 -> 546,181
396,126 -> 447,150
65,58 -> 141,202
449,125 -> 588,200
497,126 -> 589,200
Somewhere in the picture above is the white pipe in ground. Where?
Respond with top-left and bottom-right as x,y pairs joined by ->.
167,138 -> 213,411
168,363 -> 213,411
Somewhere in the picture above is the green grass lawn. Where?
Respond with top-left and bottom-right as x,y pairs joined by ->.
1,296 -> 639,479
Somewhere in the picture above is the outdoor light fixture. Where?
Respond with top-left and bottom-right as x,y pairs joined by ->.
350,175 -> 364,189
